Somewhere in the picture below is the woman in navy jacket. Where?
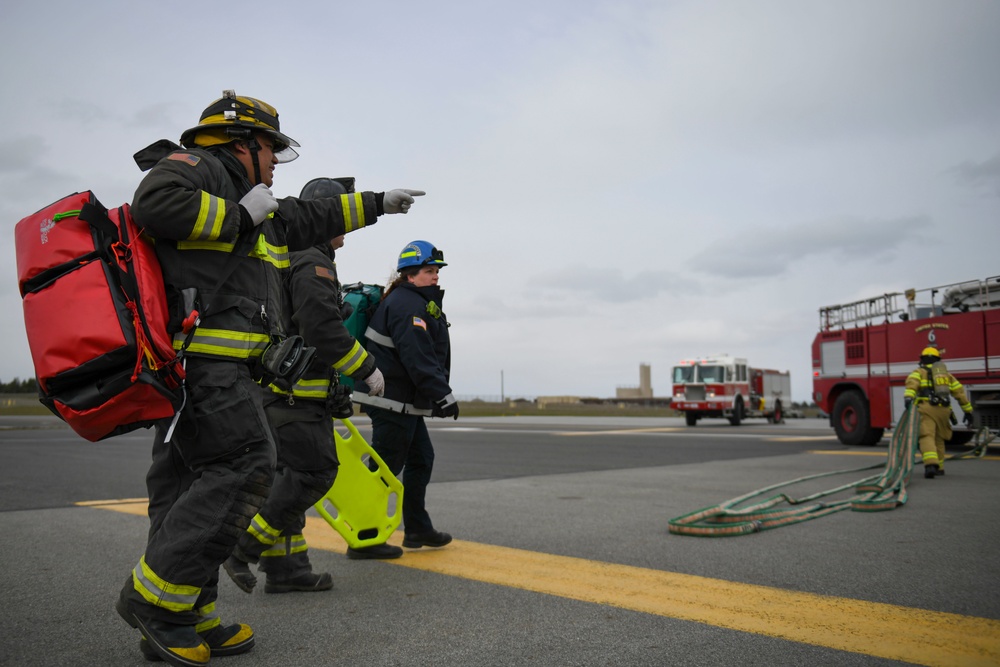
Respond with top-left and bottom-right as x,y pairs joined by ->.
355,240 -> 457,551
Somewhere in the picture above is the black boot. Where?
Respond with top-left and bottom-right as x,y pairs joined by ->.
116,589 -> 209,666
222,552 -> 257,594
264,571 -> 334,594
403,530 -> 453,548
924,464 -> 939,479
140,622 -> 255,661
347,543 -> 404,560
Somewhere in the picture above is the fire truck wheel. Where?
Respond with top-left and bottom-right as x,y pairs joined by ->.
832,391 -> 879,446
728,398 -> 744,426
685,412 -> 698,427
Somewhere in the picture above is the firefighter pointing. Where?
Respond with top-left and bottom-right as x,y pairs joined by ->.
903,347 -> 974,479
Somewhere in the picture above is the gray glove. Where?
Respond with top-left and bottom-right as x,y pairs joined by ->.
239,183 -> 279,225
364,367 -> 385,396
383,189 -> 425,214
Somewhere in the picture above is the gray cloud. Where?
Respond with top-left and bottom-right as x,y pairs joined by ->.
950,152 -> 1000,197
685,216 -> 933,279
528,266 -> 705,302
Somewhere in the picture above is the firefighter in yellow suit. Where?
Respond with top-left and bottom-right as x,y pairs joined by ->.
903,347 -> 974,478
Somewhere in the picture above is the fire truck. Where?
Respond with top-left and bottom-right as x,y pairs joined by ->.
671,355 -> 791,426
812,275 -> 1000,446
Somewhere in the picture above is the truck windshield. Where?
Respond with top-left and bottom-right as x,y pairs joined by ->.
697,365 -> 726,383
672,366 -> 694,383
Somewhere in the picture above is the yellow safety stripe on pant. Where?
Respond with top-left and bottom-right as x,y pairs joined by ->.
132,555 -> 200,613
194,601 -> 221,634
668,410 -> 994,536
261,534 -> 308,557
248,513 -> 281,545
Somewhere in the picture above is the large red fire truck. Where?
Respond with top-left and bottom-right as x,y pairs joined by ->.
812,275 -> 1000,446
671,355 -> 791,426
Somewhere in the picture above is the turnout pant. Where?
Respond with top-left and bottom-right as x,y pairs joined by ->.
124,359 -> 276,625
236,395 -> 338,578
917,402 -> 953,471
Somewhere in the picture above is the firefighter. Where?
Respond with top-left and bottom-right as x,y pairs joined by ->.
116,91 -> 423,666
903,347 -> 974,479
223,177 -> 403,597
353,240 -> 456,553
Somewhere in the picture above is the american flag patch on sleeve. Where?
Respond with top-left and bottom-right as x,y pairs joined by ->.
167,153 -> 201,166
412,316 -> 427,330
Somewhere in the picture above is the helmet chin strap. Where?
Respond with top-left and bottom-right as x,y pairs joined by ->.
247,138 -> 263,185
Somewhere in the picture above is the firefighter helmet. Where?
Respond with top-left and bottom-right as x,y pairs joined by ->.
299,177 -> 356,200
179,90 -> 300,163
397,240 -> 447,271
921,347 -> 941,359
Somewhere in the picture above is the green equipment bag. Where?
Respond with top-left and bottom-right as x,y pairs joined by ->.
340,282 -> 383,389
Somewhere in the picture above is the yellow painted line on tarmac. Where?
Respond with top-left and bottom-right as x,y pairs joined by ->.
90,499 -> 1000,665
556,427 -> 685,436
76,498 -> 150,508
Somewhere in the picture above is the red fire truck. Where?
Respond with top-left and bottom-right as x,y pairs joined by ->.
812,275 -> 1000,446
671,355 -> 791,426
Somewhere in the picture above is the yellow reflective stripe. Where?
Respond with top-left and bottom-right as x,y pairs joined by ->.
189,191 -> 226,241
173,329 -> 270,358
340,192 -> 366,232
248,513 -> 281,545
132,555 -> 200,613
249,235 -> 289,268
269,377 -> 330,399
261,534 -> 308,557
333,341 -> 367,376
194,601 -> 221,633
177,239 -> 236,252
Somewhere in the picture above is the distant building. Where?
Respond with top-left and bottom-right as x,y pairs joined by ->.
616,363 -> 653,399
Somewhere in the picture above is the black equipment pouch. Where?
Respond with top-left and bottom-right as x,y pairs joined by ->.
259,335 -> 316,392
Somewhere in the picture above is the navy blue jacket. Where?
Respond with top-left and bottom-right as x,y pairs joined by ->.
355,281 -> 452,415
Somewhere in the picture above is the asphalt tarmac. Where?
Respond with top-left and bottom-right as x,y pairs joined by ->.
1,415 -> 998,666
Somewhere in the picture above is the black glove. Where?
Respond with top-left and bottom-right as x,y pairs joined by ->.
327,384 -> 354,420
963,411 -> 974,428
432,396 -> 459,420
903,398 -> 912,411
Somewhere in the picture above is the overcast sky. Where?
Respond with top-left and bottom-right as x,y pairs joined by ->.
2,0 -> 998,403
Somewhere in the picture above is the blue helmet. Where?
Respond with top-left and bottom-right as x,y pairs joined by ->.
397,240 -> 447,271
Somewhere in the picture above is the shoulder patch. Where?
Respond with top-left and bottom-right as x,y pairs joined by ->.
167,152 -> 201,167
314,266 -> 337,281
412,316 -> 427,331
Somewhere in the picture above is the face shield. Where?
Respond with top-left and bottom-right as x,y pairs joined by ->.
266,131 -> 300,163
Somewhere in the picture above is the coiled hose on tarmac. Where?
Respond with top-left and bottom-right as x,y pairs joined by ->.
667,406 -> 995,537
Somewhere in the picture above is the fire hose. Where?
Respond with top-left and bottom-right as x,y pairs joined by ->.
667,407 -> 995,537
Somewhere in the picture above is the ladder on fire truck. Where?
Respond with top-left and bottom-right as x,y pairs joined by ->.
820,277 -> 1000,330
